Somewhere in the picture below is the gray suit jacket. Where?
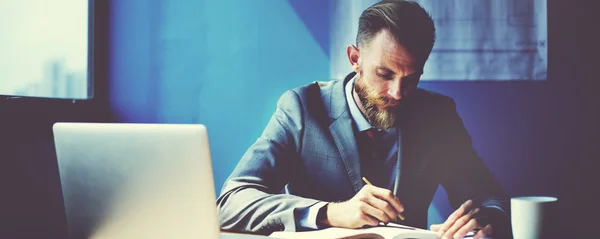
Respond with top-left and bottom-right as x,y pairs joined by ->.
217,72 -> 509,235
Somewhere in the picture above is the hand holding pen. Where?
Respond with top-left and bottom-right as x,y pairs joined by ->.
317,176 -> 405,228
362,177 -> 406,221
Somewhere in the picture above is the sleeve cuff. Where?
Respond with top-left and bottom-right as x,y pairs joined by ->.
477,206 -> 512,238
484,205 -> 507,215
296,201 -> 328,230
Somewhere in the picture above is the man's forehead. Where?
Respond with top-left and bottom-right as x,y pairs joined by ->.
366,29 -> 418,72
375,54 -> 417,72
374,63 -> 421,77
371,51 -> 419,75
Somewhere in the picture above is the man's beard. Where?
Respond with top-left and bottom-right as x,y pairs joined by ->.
354,72 -> 401,130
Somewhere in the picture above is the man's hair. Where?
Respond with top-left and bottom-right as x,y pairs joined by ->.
357,0 -> 436,66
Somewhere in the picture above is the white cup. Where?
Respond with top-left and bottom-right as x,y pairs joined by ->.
511,196 -> 558,239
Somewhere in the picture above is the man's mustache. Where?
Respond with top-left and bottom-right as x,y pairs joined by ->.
370,95 -> 402,109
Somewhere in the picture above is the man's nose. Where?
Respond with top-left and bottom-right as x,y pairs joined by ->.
387,79 -> 402,100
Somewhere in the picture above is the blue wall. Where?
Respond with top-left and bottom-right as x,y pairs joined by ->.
108,0 -> 590,230
110,0 -> 330,193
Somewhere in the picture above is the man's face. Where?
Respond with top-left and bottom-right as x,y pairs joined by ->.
351,29 -> 421,129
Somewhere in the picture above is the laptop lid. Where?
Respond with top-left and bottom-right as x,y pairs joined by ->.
53,123 -> 220,239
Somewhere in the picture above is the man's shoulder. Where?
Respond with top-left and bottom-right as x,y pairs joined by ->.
288,79 -> 341,99
412,87 -> 455,105
414,87 -> 451,99
275,79 -> 342,109
274,79 -> 342,120
404,88 -> 459,117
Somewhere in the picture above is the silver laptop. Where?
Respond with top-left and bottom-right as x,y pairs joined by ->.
53,123 -> 220,239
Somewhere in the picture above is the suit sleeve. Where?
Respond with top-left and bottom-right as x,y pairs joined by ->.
216,90 -> 322,234
436,98 -> 511,234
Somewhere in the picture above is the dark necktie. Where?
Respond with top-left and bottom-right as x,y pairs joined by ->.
360,128 -> 385,187
365,129 -> 381,159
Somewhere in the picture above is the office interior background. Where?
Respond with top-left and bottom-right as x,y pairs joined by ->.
1,0 -> 597,238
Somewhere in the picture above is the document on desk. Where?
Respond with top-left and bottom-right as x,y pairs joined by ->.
270,222 -> 440,239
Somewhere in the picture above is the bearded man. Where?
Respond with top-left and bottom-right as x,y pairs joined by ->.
217,1 -> 510,238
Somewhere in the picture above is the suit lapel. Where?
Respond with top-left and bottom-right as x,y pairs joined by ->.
329,115 -> 362,193
325,72 -> 363,193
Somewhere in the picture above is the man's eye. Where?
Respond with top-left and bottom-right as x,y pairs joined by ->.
377,73 -> 392,80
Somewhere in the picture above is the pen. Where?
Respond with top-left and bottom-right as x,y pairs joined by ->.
362,177 -> 406,221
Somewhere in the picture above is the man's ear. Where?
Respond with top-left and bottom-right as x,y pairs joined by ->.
346,45 -> 360,72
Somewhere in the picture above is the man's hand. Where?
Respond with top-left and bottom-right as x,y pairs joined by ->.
319,184 -> 404,228
430,200 -> 492,239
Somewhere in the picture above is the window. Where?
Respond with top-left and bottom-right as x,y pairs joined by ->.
0,0 -> 91,99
